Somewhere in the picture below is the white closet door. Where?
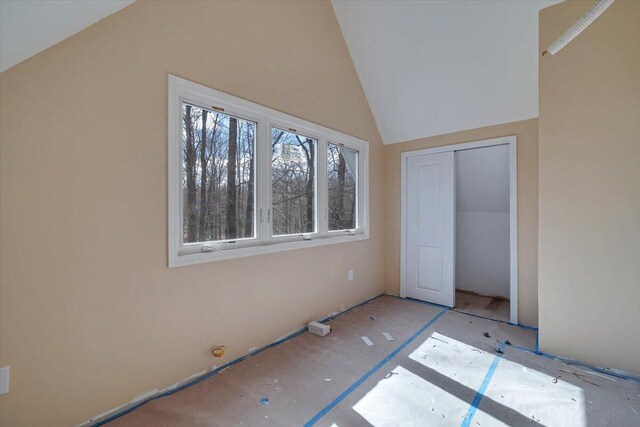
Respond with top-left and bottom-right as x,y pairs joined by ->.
406,151 -> 455,307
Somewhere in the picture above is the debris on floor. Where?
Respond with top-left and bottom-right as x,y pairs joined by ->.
361,336 -> 374,346
369,316 -> 376,321
552,375 -> 561,383
558,367 -> 602,387
104,296 -> 640,427
308,321 -> 331,337
483,332 -> 491,338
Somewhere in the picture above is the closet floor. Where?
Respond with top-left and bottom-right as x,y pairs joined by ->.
454,290 -> 510,322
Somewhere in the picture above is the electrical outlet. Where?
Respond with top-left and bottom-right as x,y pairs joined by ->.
348,270 -> 354,281
0,367 -> 9,395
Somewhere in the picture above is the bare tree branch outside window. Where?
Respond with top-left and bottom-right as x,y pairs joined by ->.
182,105 -> 357,243
327,143 -> 358,230
182,103 -> 255,243
271,128 -> 316,235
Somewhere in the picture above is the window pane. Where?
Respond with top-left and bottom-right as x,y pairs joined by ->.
328,143 -> 358,231
182,103 -> 256,243
271,128 -> 316,236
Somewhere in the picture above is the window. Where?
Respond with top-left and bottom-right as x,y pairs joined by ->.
327,143 -> 358,231
271,128 -> 316,236
168,75 -> 369,267
182,103 -> 256,244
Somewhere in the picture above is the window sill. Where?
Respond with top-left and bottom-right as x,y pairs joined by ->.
169,232 -> 369,268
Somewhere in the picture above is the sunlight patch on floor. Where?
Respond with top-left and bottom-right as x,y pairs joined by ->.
475,356 -> 586,426
352,365 -> 470,426
351,332 -> 500,426
409,332 -> 496,389
351,332 -> 588,427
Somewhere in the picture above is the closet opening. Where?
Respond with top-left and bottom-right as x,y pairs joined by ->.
454,144 -> 511,322
400,136 -> 517,324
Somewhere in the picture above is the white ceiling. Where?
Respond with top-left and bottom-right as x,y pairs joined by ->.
2,0 -> 561,142
0,0 -> 134,73
332,0 -> 561,144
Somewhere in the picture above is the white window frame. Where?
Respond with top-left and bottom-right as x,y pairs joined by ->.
268,121 -> 320,243
168,75 -> 369,267
326,141 -> 360,235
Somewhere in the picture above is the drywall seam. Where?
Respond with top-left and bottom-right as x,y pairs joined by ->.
77,293 -> 383,427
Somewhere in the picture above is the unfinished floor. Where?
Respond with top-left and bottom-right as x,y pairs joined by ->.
454,290 -> 510,323
105,296 -> 640,426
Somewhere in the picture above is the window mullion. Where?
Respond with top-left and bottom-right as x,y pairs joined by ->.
359,146 -> 368,233
317,137 -> 328,237
254,115 -> 263,245
258,116 -> 272,245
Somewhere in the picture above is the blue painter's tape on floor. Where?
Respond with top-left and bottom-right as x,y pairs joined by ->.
460,355 -> 501,427
91,294 -> 385,426
303,307 -> 450,427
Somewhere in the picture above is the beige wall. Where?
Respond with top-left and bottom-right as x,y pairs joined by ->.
383,119 -> 539,327
0,1 -> 384,426
539,0 -> 640,374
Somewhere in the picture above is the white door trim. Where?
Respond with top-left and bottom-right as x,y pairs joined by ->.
400,136 -> 518,324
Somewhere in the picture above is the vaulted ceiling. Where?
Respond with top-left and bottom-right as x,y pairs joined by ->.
0,0 -> 134,72
332,0 -> 562,144
2,0 -> 560,144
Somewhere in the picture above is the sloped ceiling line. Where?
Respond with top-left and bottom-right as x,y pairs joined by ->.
0,0 -> 135,73
332,0 -> 562,144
